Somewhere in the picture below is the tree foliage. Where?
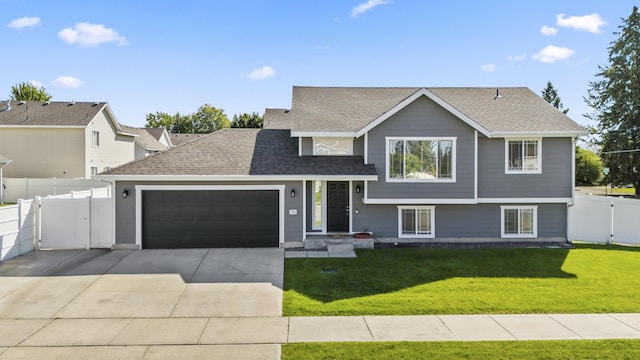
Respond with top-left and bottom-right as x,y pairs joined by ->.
585,6 -> 640,195
575,147 -> 602,185
10,82 -> 52,101
541,81 -> 569,114
145,104 -> 230,134
231,112 -> 264,128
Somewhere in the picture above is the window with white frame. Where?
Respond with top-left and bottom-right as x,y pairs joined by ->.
501,206 -> 537,238
398,206 -> 435,238
91,166 -> 98,177
92,131 -> 100,147
387,137 -> 455,182
313,138 -> 353,155
506,139 -> 540,173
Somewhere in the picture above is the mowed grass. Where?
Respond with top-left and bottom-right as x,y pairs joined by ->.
282,340 -> 640,360
284,244 -> 640,316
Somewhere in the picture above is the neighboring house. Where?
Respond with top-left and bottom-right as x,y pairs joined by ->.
99,87 -> 587,250
0,155 -> 11,204
0,100 -> 136,179
120,125 -> 172,159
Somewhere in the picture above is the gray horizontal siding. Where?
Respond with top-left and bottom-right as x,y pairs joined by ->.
478,137 -> 572,198
352,202 -> 567,239
115,180 -> 304,246
366,96 -> 475,199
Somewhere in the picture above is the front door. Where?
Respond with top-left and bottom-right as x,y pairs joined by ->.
327,181 -> 349,232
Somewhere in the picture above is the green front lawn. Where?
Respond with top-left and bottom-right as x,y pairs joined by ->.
284,244 -> 640,316
282,340 -> 640,360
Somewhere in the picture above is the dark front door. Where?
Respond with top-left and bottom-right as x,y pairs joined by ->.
327,181 -> 349,232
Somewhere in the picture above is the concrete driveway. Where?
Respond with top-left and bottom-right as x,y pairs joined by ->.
0,248 -> 284,359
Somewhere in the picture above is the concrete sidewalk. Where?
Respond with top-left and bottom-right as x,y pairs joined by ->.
1,314 -> 640,358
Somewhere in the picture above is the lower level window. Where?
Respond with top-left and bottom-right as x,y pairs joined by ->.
501,206 -> 537,238
398,206 -> 434,238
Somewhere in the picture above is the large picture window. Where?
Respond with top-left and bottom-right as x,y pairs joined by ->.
398,206 -> 435,238
501,206 -> 537,238
313,138 -> 353,155
506,139 -> 541,173
387,137 -> 455,182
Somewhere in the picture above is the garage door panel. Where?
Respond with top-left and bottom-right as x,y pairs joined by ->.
142,190 -> 279,249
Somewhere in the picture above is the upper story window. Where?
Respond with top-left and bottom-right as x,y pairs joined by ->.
92,131 -> 100,147
313,138 -> 353,156
386,137 -> 456,182
505,139 -> 541,174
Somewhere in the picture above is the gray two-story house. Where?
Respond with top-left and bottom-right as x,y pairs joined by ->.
99,86 -> 587,249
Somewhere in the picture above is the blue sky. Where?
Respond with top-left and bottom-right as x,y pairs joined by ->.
2,0 -> 637,127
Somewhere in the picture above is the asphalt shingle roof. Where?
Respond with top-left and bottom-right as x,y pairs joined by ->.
120,125 -> 169,151
102,129 -> 377,176
170,133 -> 207,146
290,86 -> 586,135
264,108 -> 292,129
0,100 -> 107,127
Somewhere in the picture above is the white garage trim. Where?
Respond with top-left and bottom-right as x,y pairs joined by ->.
135,184 -> 286,249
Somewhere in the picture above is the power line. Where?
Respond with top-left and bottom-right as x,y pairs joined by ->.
600,149 -> 640,154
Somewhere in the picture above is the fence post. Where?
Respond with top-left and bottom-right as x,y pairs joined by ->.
34,196 -> 41,251
609,200 -> 615,245
17,199 -> 23,255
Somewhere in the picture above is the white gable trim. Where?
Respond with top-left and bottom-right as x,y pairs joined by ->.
356,88 -> 492,138
98,174 -> 378,181
291,131 -> 358,137
493,131 -> 588,138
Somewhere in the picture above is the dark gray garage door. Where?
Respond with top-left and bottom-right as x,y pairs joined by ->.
142,190 -> 279,249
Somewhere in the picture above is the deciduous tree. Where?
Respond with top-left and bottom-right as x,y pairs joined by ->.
231,112 -> 264,128
10,82 -> 52,101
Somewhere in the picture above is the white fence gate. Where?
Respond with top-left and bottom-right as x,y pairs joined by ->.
0,187 -> 112,261
569,195 -> 640,245
0,200 -> 37,261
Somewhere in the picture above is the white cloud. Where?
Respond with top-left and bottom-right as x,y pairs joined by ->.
29,80 -> 44,88
243,66 -> 276,80
7,16 -> 41,29
532,45 -> 575,63
507,53 -> 527,62
540,25 -> 558,36
313,44 -> 331,50
351,0 -> 390,18
481,64 -> 496,72
53,76 -> 84,88
556,13 -> 606,33
58,22 -> 128,47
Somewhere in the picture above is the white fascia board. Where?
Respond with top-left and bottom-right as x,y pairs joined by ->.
97,174 -> 379,182
493,131 -> 588,138
477,197 -> 572,204
363,197 -> 477,205
356,88 -> 492,138
290,131 -> 358,138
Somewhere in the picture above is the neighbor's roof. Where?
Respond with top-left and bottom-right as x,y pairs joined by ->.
144,127 -> 167,142
100,129 -> 377,178
120,125 -> 169,151
0,100 -> 108,127
290,87 -> 587,136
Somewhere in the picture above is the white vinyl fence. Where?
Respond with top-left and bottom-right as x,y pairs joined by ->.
0,200 -> 37,261
0,187 -> 112,261
569,194 -> 640,245
2,178 -> 105,203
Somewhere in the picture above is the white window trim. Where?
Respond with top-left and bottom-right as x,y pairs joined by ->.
397,205 -> 435,238
504,138 -> 542,174
311,180 -> 326,231
500,205 -> 538,238
312,137 -> 354,156
386,137 -> 456,183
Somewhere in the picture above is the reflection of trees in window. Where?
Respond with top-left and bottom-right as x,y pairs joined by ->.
389,139 -> 453,180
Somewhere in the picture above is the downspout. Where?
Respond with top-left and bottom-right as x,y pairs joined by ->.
567,137 -> 577,244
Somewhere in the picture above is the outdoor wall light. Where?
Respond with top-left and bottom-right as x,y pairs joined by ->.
291,189 -> 296,198
356,185 -> 361,193
122,189 -> 129,198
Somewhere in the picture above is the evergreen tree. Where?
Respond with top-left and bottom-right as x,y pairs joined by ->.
541,81 -> 569,114
586,6 -> 640,196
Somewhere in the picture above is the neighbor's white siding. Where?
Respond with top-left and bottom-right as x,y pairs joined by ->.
85,110 -> 135,178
